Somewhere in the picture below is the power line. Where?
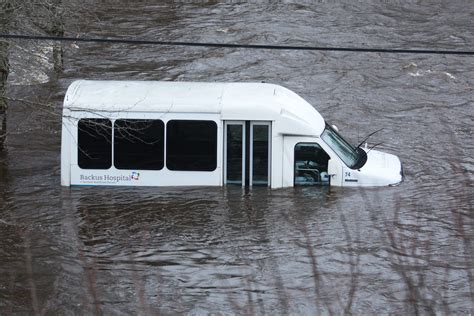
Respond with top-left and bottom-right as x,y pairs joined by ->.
1,33 -> 473,56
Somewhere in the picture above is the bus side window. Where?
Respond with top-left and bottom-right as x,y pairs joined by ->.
114,119 -> 164,170
166,120 -> 218,171
78,118 -> 112,169
294,143 -> 330,186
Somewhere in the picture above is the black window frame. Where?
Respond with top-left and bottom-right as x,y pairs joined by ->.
77,118 -> 112,170
166,120 -> 218,172
113,119 -> 165,170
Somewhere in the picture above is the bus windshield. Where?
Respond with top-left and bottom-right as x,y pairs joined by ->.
321,124 -> 366,169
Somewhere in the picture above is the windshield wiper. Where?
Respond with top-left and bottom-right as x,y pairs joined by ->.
356,128 -> 384,148
366,142 -> 383,154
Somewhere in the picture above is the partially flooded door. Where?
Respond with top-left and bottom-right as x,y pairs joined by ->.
250,122 -> 271,186
224,122 -> 245,185
224,121 -> 271,186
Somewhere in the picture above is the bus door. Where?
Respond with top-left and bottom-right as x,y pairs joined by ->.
224,121 -> 271,186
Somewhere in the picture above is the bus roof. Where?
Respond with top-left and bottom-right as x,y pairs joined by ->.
64,80 -> 326,136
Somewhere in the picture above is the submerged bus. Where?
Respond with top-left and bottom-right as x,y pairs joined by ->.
61,80 -> 403,188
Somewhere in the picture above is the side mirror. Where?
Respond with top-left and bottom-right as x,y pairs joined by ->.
331,124 -> 339,132
328,159 -> 342,186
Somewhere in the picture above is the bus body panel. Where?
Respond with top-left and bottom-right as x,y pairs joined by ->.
61,80 -> 403,188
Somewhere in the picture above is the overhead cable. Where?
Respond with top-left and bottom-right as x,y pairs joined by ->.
1,34 -> 473,55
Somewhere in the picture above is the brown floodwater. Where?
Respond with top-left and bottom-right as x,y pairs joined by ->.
1,1 -> 473,314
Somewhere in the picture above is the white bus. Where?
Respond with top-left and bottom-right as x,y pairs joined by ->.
61,80 -> 404,188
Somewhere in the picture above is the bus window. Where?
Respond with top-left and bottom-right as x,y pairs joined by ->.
114,119 -> 164,170
166,120 -> 217,171
78,118 -> 112,169
294,143 -> 330,185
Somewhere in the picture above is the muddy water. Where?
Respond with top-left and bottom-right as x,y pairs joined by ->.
1,1 -> 473,314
